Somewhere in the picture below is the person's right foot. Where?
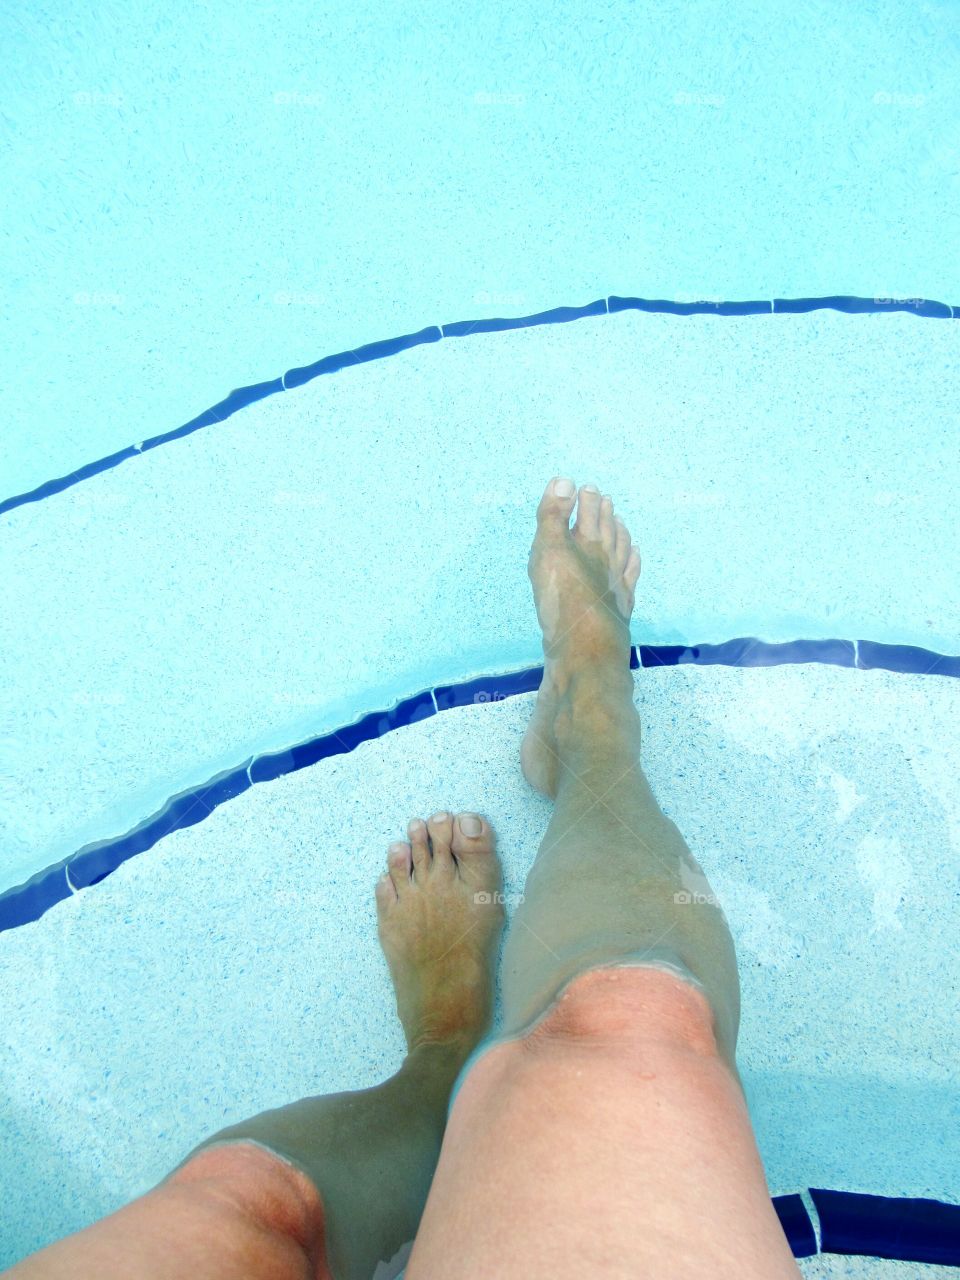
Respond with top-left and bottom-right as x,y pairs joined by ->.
521,478 -> 641,798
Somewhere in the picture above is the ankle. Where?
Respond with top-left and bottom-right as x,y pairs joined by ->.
545,643 -> 632,699
396,1035 -> 478,1110
555,664 -> 638,733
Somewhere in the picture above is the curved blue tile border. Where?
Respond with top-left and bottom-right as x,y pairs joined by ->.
1,292 -> 957,517
0,644 -> 957,1265
637,637 -> 857,669
772,1193 -> 818,1258
857,640 -> 960,677
0,864 -> 72,933
810,1189 -> 960,1265
1,290 -> 956,1265
2,634 -> 957,936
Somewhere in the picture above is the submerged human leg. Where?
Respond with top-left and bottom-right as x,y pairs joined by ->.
504,660 -> 741,1065
180,811 -> 505,1280
4,1139 -> 327,1280
178,1038 -> 467,1280
6,813 -> 504,1280
406,479 -> 798,1278
503,478 -> 740,1062
408,962 -> 800,1279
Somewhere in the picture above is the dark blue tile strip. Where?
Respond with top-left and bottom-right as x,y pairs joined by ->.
638,638 -> 856,669
442,298 -> 606,337
718,299 -> 773,315
247,749 -> 293,786
608,295 -> 773,316
210,378 -> 285,420
857,640 -> 960,677
248,706 -> 405,783
282,326 -> 442,390
0,865 -> 72,931
2,295 -> 957,516
194,763 -> 254,810
774,295 -> 953,317
67,762 -> 253,890
772,1194 -> 818,1258
0,447 -> 142,516
434,666 -> 544,710
2,635 -> 957,934
68,794 -> 215,890
139,408 -> 223,454
810,1188 -> 960,1265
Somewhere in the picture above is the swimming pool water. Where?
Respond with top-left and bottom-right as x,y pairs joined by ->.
1,0 -> 958,1270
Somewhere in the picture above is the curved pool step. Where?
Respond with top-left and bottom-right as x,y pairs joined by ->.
1,636 -> 957,935
2,293 -> 956,518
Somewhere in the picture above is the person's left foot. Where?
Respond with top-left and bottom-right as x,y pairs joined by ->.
376,812 -> 505,1053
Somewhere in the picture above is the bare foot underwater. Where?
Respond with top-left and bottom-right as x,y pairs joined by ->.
5,478 -> 799,1280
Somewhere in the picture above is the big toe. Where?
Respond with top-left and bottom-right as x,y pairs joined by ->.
451,813 -> 498,886
535,477 -> 577,539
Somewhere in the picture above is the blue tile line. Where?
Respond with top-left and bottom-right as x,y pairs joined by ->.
1,636 -> 956,935
772,1193 -> 818,1259
0,683 -> 956,1261
810,1189 -> 960,1266
1,293 -> 957,518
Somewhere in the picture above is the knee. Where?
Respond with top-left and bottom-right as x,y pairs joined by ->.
165,1140 -> 328,1274
523,964 -> 723,1060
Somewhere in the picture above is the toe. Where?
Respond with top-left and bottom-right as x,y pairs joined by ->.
599,494 -> 616,558
535,477 -> 577,538
623,547 -> 642,609
387,841 -> 413,893
573,484 -> 601,543
450,813 -> 497,884
426,811 -> 456,874
613,518 -> 631,575
408,818 -> 430,876
375,872 -> 397,913
625,546 -> 641,591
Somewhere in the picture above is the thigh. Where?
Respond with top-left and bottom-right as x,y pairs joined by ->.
406,965 -> 800,1280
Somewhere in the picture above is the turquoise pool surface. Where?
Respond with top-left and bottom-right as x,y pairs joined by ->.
1,0 -> 958,1270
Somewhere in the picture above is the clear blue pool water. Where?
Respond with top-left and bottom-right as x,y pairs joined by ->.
1,0 -> 958,1271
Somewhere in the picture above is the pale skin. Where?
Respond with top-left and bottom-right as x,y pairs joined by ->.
6,479 -> 800,1280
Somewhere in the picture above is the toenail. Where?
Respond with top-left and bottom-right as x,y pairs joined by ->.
459,815 -> 482,837
582,484 -> 599,493
408,820 -> 424,835
431,811 -> 448,823
553,477 -> 574,497
389,842 -> 406,855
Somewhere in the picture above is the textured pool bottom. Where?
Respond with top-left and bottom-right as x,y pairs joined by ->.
1,293 -> 958,519
0,662 -> 956,1268
1,636 -> 957,936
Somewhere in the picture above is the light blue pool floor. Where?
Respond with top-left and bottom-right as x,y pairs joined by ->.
3,309 -> 958,893
1,660 -> 957,1267
3,0 -> 957,500
798,1259 -> 958,1278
